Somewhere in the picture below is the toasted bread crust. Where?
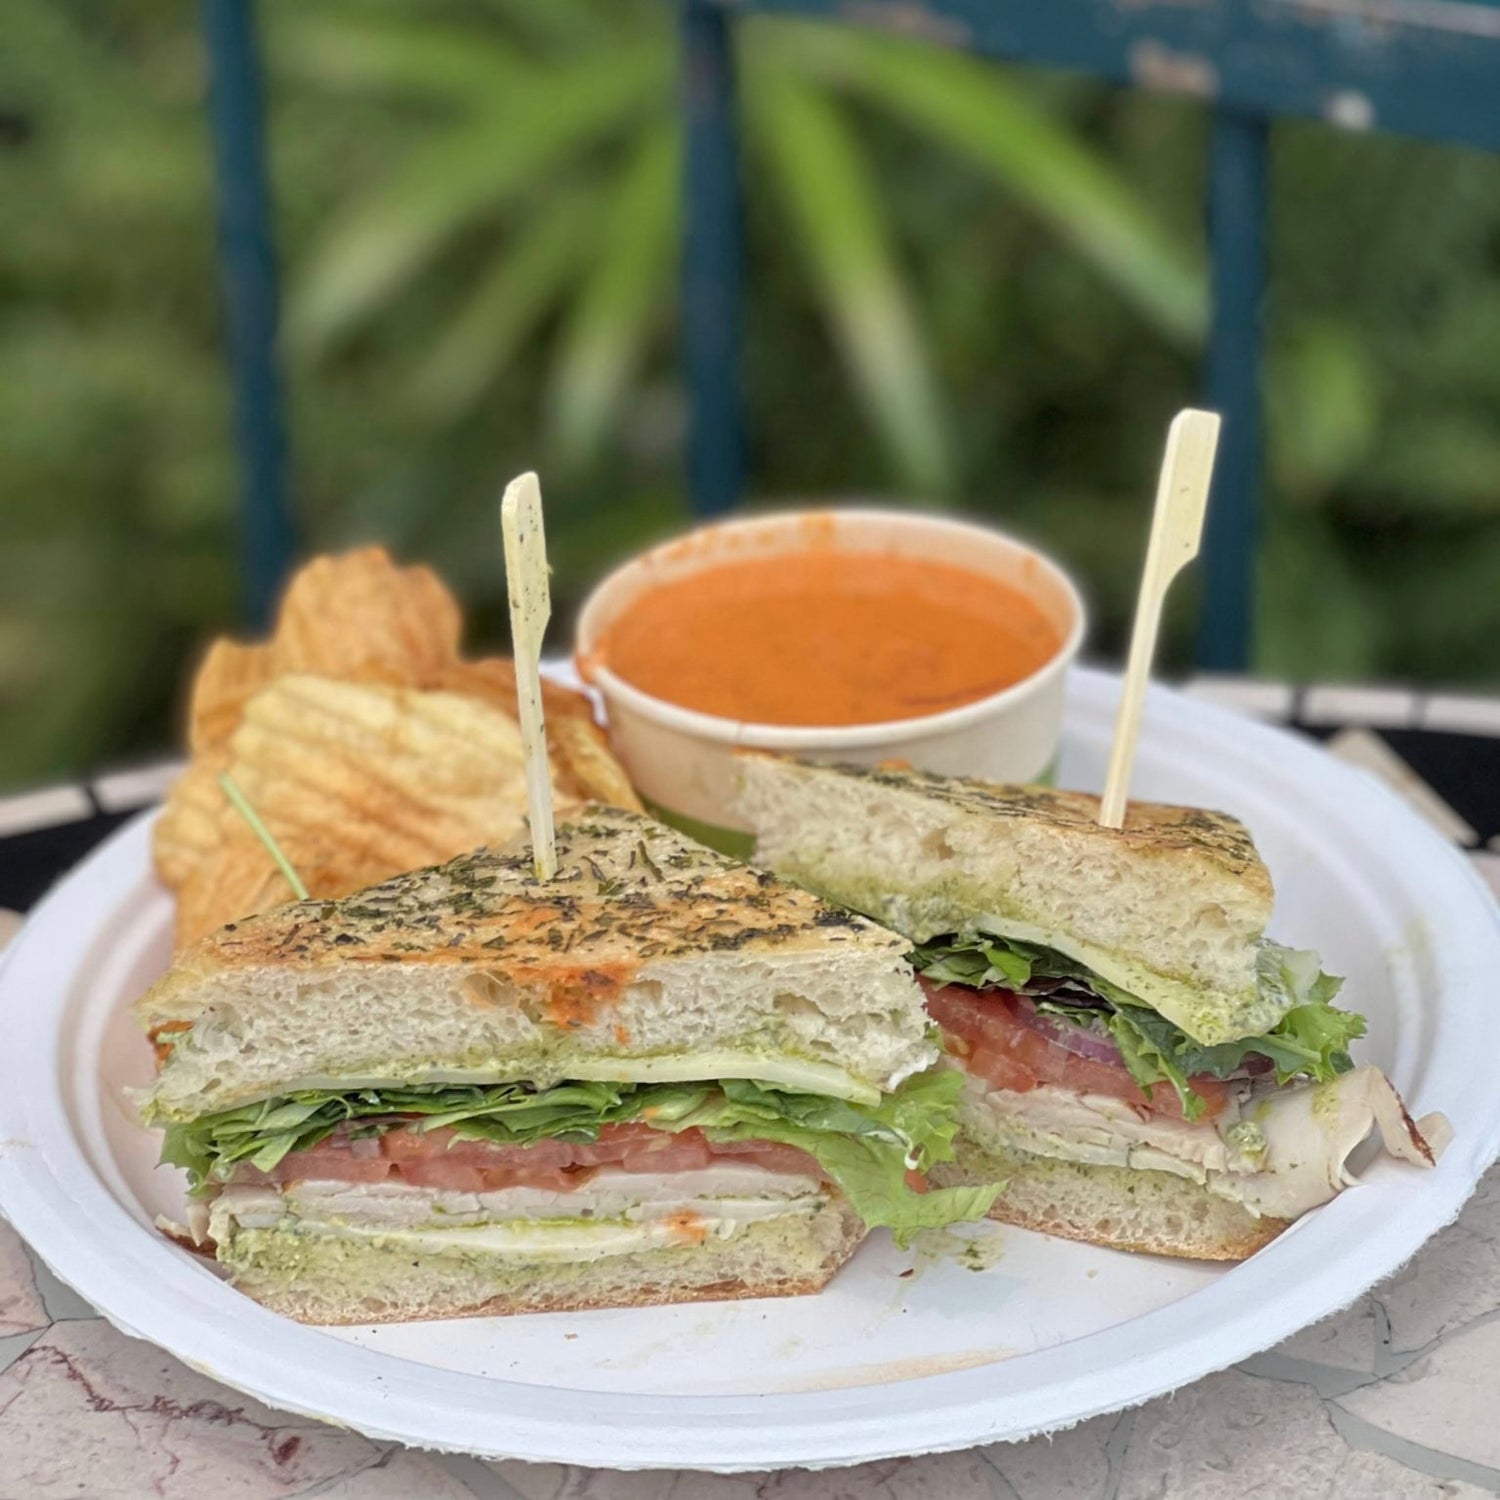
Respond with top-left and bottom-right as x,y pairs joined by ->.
138,806 -> 902,1030
238,1260 -> 859,1326
930,1147 -> 1292,1262
756,759 -> 1271,902
978,1188 -> 1290,1261
221,1199 -> 866,1324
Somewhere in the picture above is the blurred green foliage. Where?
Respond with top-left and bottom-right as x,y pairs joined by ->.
2,0 -> 1498,791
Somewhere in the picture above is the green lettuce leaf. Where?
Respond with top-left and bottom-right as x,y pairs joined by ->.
913,934 -> 1139,1008
911,931 -> 1364,1120
1104,1005 -> 1202,1119
157,1078 -> 659,1186
916,938 -> 1034,990
687,1073 -> 997,1244
158,1070 -> 998,1247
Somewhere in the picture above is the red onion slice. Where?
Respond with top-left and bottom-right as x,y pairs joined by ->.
1011,995 -> 1127,1065
1013,998 -> 1277,1081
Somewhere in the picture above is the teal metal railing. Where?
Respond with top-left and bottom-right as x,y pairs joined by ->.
201,0 -> 293,632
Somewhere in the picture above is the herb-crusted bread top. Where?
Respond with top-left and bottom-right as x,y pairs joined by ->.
145,806 -> 895,988
820,764 -> 1270,896
136,806 -> 931,1118
735,757 -> 1283,1045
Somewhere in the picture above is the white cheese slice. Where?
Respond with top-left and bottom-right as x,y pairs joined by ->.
304,1216 -> 756,1262
226,1048 -> 882,1107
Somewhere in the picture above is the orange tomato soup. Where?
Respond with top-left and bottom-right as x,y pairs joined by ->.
593,549 -> 1062,727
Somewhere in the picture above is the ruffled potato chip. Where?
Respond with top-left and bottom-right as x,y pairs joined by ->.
156,548 -> 639,947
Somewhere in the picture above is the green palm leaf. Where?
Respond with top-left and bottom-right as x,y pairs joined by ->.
487,0 -> 642,51
288,43 -> 666,358
750,72 -> 953,497
805,27 -> 1206,345
271,13 -> 525,103
546,122 -> 679,469
409,186 -> 595,419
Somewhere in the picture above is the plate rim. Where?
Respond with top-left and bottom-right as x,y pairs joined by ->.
2,666 -> 1498,1471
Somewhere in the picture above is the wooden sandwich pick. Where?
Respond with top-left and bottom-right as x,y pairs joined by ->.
500,471 -> 558,880
1098,408 -> 1222,831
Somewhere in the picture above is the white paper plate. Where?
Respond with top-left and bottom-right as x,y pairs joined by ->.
2,668 -> 1498,1471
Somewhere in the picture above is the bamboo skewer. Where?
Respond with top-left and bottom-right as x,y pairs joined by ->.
1098,409 -> 1222,830
501,471 -> 558,880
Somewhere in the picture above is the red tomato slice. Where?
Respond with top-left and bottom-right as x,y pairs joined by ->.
246,1121 -> 827,1190
711,1140 -> 825,1177
921,981 -> 1229,1121
396,1159 -> 489,1193
377,1125 -> 447,1166
965,1042 -> 1037,1094
1152,1076 -> 1229,1121
262,1142 -> 392,1185
620,1132 -> 716,1175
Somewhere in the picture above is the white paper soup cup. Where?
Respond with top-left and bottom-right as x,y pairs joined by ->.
575,508 -> 1086,854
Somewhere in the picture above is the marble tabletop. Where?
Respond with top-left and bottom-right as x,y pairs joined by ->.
4,678 -> 1500,1497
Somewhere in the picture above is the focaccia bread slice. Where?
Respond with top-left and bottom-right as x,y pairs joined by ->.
735,756 -> 1275,1045
208,1183 -> 864,1325
138,807 -> 931,1122
928,1142 -> 1289,1261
